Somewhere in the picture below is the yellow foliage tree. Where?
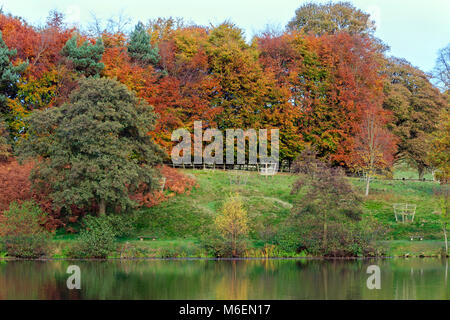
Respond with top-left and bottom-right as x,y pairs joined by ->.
215,193 -> 249,257
0,118 -> 11,161
430,107 -> 450,184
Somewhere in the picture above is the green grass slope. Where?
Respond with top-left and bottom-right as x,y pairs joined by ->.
137,169 -> 444,243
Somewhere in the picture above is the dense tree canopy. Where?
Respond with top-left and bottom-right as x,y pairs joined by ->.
430,107 -> 450,183
0,6 -> 444,186
256,31 -> 386,165
383,57 -> 447,178
0,2 -> 444,238
17,78 -> 163,215
0,3 -> 446,262
287,1 -> 375,36
350,104 -> 397,195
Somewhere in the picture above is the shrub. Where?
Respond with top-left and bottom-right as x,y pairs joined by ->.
277,212 -> 386,257
104,214 -> 137,238
356,215 -> 388,256
0,159 -> 64,231
132,166 -> 198,208
162,166 -> 198,194
68,216 -> 116,258
0,201 -> 51,258
0,160 -> 33,212
275,225 -> 303,253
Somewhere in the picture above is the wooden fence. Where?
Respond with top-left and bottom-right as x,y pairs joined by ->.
165,161 -> 437,182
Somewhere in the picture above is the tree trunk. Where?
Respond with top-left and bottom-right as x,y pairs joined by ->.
323,213 -> 328,252
99,199 -> 106,216
365,175 -> 370,197
444,223 -> 448,256
445,259 -> 448,288
231,228 -> 236,257
418,166 -> 425,180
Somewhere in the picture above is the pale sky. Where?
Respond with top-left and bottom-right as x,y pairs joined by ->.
1,0 -> 449,72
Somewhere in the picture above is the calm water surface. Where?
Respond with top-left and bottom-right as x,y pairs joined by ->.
0,258 -> 448,299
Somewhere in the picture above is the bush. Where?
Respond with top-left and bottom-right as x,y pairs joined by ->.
276,213 -> 387,257
68,216 -> 116,258
0,159 -> 64,231
104,214 -> 137,238
356,215 -> 388,256
0,201 -> 50,258
275,225 -> 303,253
132,166 -> 198,208
0,160 -> 33,212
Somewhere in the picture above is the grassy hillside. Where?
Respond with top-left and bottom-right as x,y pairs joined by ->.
48,168 -> 446,258
137,169 -> 443,242
392,161 -> 435,180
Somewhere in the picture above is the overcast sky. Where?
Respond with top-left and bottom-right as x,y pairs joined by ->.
1,0 -> 449,72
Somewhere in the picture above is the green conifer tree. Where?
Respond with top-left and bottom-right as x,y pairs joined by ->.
0,31 -> 27,116
128,22 -> 159,65
61,34 -> 105,77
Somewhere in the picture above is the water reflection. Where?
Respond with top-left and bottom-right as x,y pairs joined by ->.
0,259 -> 448,299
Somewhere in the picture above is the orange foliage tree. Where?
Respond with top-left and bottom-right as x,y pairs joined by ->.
257,31 -> 388,164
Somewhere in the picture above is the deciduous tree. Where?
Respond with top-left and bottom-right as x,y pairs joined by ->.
7,68 -> 62,140
350,104 -> 397,196
433,43 -> 450,91
290,147 -> 363,255
435,187 -> 449,254
257,31 -> 385,164
287,1 -> 375,36
430,107 -> 450,184
206,23 -> 269,129
383,57 -> 447,179
215,193 -> 249,257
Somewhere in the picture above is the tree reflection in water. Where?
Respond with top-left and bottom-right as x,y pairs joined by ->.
0,258 -> 448,299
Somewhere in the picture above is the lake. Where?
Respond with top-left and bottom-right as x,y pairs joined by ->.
0,258 -> 448,299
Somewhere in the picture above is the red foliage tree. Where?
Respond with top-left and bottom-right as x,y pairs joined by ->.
350,104 -> 397,196
0,11 -> 72,78
257,31 -> 386,164
0,160 -> 33,212
0,160 -> 63,230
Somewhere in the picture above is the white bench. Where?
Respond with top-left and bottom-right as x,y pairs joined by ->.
259,162 -> 278,178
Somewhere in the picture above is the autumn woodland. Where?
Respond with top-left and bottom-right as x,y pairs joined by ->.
0,2 -> 448,259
